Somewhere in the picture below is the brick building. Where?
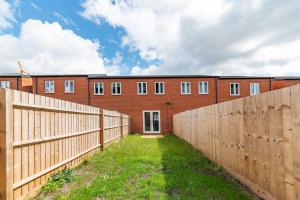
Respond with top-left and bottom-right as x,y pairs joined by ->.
0,74 -> 299,134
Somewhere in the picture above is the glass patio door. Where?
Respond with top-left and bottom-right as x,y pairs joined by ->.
143,111 -> 160,134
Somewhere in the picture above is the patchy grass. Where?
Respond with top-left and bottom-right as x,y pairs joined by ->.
35,169 -> 75,199
34,134 -> 253,200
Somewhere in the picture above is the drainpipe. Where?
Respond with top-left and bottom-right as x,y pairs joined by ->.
215,77 -> 218,104
16,76 -> 19,90
269,78 -> 273,91
87,77 -> 91,105
35,76 -> 38,94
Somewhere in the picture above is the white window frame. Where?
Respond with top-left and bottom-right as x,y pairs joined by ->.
198,81 -> 209,94
94,82 -> 104,95
143,110 -> 161,134
250,83 -> 260,96
0,81 -> 10,89
44,80 -> 55,93
181,82 -> 191,94
137,82 -> 147,95
154,82 -> 165,95
64,80 -> 74,93
111,82 -> 121,95
230,83 -> 240,96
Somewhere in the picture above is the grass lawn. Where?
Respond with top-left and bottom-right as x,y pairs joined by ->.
36,134 -> 253,200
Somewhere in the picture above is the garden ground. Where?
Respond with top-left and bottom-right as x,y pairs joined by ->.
35,134 -> 254,200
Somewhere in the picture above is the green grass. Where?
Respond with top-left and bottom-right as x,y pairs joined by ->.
37,134 -> 252,200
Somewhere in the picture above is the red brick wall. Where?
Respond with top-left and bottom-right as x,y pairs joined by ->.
272,79 -> 300,90
89,78 -> 217,133
34,76 -> 89,105
217,79 -> 272,103
4,75 -> 300,134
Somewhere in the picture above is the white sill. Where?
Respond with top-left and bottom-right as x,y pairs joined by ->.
181,93 -> 191,95
94,94 -> 104,96
138,93 -> 148,95
230,94 -> 240,96
199,93 -> 209,95
45,91 -> 54,94
65,91 -> 74,94
155,93 -> 165,95
112,94 -> 121,96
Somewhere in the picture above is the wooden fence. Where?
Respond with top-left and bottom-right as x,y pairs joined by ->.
173,84 -> 300,200
0,89 -> 130,200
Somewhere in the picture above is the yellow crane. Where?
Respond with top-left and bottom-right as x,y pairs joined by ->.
17,61 -> 30,76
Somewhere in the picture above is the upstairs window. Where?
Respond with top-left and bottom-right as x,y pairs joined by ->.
112,82 -> 121,95
45,80 -> 54,93
64,80 -> 74,93
198,81 -> 209,94
137,82 -> 147,95
181,82 -> 191,94
155,82 -> 164,94
230,83 -> 240,96
0,81 -> 10,88
94,82 -> 104,95
250,83 -> 260,96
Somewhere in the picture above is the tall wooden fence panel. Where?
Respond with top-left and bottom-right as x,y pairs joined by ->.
0,89 -> 130,200
173,84 -> 300,200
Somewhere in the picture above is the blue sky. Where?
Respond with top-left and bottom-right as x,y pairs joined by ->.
1,0 -> 300,76
7,0 -> 154,75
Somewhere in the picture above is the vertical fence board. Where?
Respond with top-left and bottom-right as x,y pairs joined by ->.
0,89 -> 130,200
173,85 -> 300,200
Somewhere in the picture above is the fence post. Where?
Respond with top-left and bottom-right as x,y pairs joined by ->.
120,114 -> 124,138
100,109 -> 104,150
0,89 -> 13,200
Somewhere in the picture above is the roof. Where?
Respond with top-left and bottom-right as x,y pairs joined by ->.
87,75 -> 217,79
0,73 -> 300,80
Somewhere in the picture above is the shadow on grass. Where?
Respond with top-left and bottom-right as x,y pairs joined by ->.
157,134 -> 252,200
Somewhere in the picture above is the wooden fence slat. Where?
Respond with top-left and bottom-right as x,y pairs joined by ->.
173,85 -> 300,200
0,89 -> 129,200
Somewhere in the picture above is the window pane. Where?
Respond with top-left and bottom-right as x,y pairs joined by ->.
181,83 -> 185,93
153,112 -> 159,131
230,84 -> 234,94
138,83 -> 141,93
187,83 -> 190,93
70,81 -> 74,91
160,83 -> 164,93
235,84 -> 239,94
143,83 -> 147,93
144,112 -> 151,131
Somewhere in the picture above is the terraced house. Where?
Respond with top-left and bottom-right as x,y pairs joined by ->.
0,73 -> 299,134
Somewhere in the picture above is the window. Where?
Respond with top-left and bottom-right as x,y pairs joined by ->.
112,82 -> 121,95
137,82 -> 147,95
250,83 -> 260,96
64,80 -> 74,93
230,83 -> 240,96
155,82 -> 164,94
94,82 -> 104,95
0,81 -> 10,88
181,82 -> 191,94
45,80 -> 54,93
198,81 -> 209,94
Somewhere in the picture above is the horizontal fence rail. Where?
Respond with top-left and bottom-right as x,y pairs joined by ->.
173,84 -> 300,200
0,89 -> 130,200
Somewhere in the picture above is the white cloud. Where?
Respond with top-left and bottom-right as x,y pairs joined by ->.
81,0 -> 300,76
0,19 -> 119,75
0,0 -> 16,30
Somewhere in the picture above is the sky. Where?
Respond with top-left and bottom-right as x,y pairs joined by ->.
0,0 -> 300,76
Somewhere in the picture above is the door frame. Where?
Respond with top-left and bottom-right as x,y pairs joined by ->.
142,110 -> 161,134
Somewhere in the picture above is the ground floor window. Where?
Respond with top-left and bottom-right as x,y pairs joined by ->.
143,110 -> 160,133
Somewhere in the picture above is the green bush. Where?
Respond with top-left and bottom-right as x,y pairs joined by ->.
41,169 -> 75,193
